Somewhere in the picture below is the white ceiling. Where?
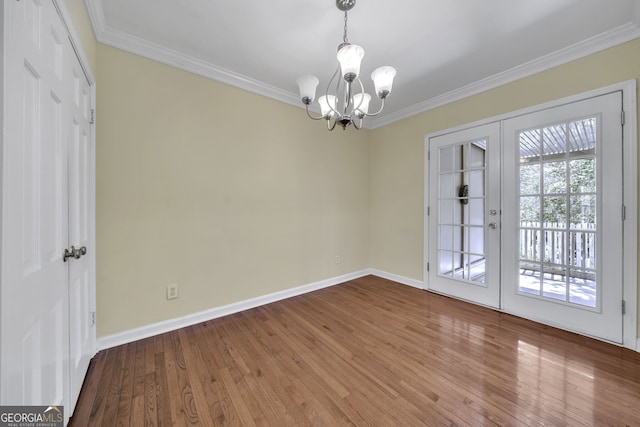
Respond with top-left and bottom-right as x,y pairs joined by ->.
85,0 -> 640,128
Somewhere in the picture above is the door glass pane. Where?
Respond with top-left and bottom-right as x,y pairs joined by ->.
543,162 -> 566,194
520,196 -> 540,223
517,118 -> 597,308
569,118 -> 596,151
543,196 -> 566,223
439,226 -> 454,251
520,129 -> 540,158
542,125 -> 566,155
440,146 -> 453,172
466,170 -> 485,197
570,195 -> 596,226
468,226 -> 484,254
439,173 -> 455,198
437,140 -> 487,285
439,251 -> 453,277
570,159 -> 595,193
520,164 -> 540,194
467,199 -> 484,226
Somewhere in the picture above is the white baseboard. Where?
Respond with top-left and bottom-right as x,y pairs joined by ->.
370,269 -> 424,290
96,269 -> 639,353
97,269 -> 372,350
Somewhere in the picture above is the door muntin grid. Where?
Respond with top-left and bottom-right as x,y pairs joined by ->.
517,117 -> 599,309
438,140 -> 487,285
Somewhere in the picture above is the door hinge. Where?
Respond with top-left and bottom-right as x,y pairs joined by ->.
428,151 -> 431,161
427,262 -> 430,272
90,311 -> 96,326
622,300 -> 626,315
90,109 -> 95,125
427,206 -> 430,216
621,110 -> 625,126
622,205 -> 626,221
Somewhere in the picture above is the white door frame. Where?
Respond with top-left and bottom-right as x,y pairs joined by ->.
424,80 -> 637,351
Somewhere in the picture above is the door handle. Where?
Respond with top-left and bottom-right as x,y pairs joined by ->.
74,246 -> 87,259
63,245 -> 87,262
488,222 -> 498,229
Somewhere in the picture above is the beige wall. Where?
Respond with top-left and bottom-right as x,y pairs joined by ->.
95,45 -> 371,336
370,38 -> 640,331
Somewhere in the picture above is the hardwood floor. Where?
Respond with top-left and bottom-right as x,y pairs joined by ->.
70,276 -> 640,426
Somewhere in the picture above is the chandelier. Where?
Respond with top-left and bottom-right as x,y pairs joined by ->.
296,0 -> 396,130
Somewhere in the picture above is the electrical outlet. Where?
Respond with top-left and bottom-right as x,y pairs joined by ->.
167,283 -> 179,300
335,255 -> 341,264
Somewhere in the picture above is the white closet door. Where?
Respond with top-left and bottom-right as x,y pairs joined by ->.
2,0 -> 71,414
67,40 -> 95,412
2,0 -> 96,421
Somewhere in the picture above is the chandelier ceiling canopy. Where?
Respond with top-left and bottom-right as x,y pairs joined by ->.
296,0 -> 396,131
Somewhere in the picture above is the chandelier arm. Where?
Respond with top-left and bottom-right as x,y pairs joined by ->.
327,119 -> 338,131
361,97 -> 386,117
345,81 -> 352,114
305,104 -> 327,121
325,64 -> 342,118
352,118 -> 362,130
353,77 -> 365,113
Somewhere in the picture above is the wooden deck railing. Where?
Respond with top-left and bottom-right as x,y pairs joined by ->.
520,222 -> 596,280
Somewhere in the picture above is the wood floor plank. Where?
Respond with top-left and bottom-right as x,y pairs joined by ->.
218,316 -> 303,427
100,346 -> 127,424
113,341 -> 136,425
72,276 -> 640,426
161,331 -> 186,426
169,331 -> 200,425
143,372 -> 157,426
84,348 -> 117,426
178,329 -> 219,425
191,322 -> 244,426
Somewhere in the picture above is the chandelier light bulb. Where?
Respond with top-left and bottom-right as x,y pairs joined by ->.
318,95 -> 338,118
352,93 -> 371,117
371,66 -> 397,99
296,75 -> 319,104
337,44 -> 365,82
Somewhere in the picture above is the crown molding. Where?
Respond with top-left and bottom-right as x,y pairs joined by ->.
369,20 -> 640,129
84,0 -> 301,109
84,0 -> 106,39
86,0 -> 640,130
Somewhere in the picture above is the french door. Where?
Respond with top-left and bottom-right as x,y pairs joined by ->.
502,93 -> 623,343
427,123 -> 501,308
427,92 -> 624,343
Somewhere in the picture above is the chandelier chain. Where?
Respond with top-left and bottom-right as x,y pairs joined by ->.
343,11 -> 349,44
